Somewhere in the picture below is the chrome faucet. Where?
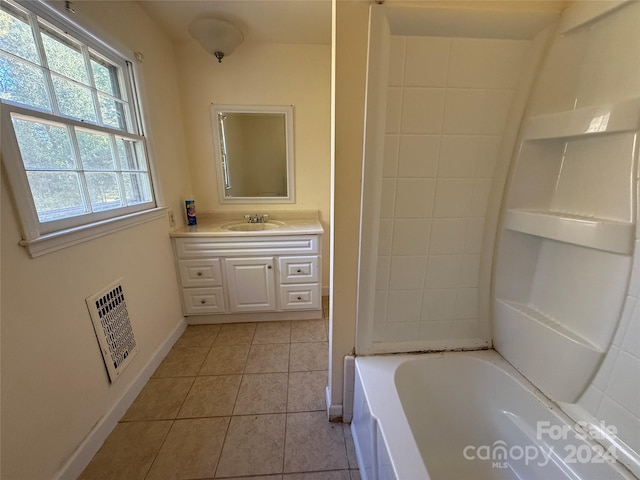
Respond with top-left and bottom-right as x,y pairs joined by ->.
244,213 -> 269,223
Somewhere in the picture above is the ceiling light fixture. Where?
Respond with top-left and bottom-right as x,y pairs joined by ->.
188,17 -> 244,63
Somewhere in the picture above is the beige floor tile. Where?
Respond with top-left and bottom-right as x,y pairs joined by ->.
146,417 -> 229,480
287,370 -> 327,412
216,413 -> 286,477
284,411 -> 348,473
178,375 -> 241,418
289,342 -> 328,372
214,322 -> 257,345
228,476 -> 283,480
291,320 -> 327,342
78,421 -> 171,480
200,345 -> 250,375
173,324 -> 221,348
322,296 -> 329,319
245,343 -> 290,373
121,377 -> 194,421
284,471 -> 351,480
253,321 -> 292,344
343,424 -> 358,469
153,347 -> 209,377
234,373 -> 288,415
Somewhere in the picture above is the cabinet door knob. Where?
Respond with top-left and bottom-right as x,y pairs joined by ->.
267,265 -> 272,269
200,299 -> 206,304
197,271 -> 203,276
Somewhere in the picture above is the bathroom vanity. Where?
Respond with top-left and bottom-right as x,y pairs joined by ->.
170,211 -> 323,323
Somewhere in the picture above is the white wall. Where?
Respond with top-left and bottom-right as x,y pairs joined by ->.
173,39 -> 332,289
0,2 -> 191,478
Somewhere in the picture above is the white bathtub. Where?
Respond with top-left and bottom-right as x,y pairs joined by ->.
351,350 -> 633,480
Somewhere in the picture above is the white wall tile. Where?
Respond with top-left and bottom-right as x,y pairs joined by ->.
429,218 -> 467,254
385,87 -> 403,134
373,292 -> 388,341
438,135 -> 478,178
450,319 -> 481,339
401,88 -> 446,134
597,397 -> 640,454
421,289 -> 457,321
387,290 -> 423,323
417,321 -> 453,341
464,218 -> 485,254
425,254 -> 463,289
394,178 -> 436,218
447,38 -> 494,88
606,351 -> 640,417
376,256 -> 390,291
389,256 -> 427,290
470,179 -> 493,217
482,89 -> 514,135
379,179 -> 397,219
398,135 -> 439,177
377,218 -> 393,255
404,36 -> 450,87
392,218 -> 431,255
454,288 -> 478,319
387,36 -> 406,87
475,136 -> 502,178
442,89 -> 486,135
433,178 -> 475,217
383,135 -> 400,178
622,302 -> 640,358
459,254 -> 481,288
384,321 -> 419,342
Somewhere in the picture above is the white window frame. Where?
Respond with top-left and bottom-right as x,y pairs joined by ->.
0,0 -> 165,257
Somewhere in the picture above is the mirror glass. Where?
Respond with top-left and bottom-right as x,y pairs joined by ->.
211,104 -> 295,203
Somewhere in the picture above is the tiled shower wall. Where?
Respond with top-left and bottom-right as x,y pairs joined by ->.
373,36 -> 530,344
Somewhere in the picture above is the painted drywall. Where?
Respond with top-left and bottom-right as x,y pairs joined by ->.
173,39 -> 331,290
0,2 -> 190,478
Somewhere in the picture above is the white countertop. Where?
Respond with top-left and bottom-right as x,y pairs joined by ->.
169,210 -> 324,238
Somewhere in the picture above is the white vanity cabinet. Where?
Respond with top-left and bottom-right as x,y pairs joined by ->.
172,233 -> 322,322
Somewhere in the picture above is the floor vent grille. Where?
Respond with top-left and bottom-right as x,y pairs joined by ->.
86,279 -> 139,382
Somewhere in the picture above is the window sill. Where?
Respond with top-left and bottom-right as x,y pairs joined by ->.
19,207 -> 168,258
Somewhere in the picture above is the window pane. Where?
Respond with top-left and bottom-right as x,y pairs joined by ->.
117,137 -> 146,170
26,171 -> 87,221
52,75 -> 96,122
12,116 -> 75,169
41,28 -> 88,84
0,54 -> 50,111
91,56 -> 120,97
85,172 -> 122,211
123,172 -> 151,205
98,94 -> 127,130
0,7 -> 40,63
76,129 -> 115,170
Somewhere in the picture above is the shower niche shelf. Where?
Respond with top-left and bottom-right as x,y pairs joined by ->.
494,98 -> 639,404
503,209 -> 634,254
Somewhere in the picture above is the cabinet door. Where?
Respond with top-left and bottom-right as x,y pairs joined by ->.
225,257 -> 276,312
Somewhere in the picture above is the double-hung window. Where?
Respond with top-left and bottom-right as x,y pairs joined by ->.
1,0 -> 158,256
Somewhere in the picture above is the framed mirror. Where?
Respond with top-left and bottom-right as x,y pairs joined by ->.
211,104 -> 295,204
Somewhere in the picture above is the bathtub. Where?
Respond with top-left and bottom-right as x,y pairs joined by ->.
351,350 -> 632,480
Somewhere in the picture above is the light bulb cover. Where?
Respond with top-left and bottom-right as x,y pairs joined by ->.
188,17 -> 244,59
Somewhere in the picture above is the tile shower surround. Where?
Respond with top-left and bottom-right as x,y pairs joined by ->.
79,302 -> 361,480
374,35 -> 530,343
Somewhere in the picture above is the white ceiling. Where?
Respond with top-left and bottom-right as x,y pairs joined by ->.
139,0 -> 332,46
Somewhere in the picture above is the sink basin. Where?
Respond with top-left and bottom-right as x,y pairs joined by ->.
222,220 -> 285,231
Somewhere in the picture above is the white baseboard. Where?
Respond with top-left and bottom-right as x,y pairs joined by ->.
326,386 -> 343,422
54,318 -> 187,480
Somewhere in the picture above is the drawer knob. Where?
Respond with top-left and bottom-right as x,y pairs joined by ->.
197,271 -> 203,276
297,296 -> 302,300
296,269 -> 302,273
268,265 -> 272,269
200,299 -> 206,304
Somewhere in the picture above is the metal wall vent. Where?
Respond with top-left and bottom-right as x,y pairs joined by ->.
86,278 -> 139,382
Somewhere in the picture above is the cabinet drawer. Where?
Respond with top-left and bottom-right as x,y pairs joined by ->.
279,256 -> 318,284
178,259 -> 223,287
174,235 -> 319,257
183,288 -> 226,315
280,284 -> 321,310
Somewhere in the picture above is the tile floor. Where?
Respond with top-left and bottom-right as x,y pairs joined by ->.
79,301 -> 360,480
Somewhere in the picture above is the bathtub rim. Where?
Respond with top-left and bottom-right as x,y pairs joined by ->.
352,349 -> 636,480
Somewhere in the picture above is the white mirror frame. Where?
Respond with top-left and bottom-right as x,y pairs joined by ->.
210,104 -> 295,204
